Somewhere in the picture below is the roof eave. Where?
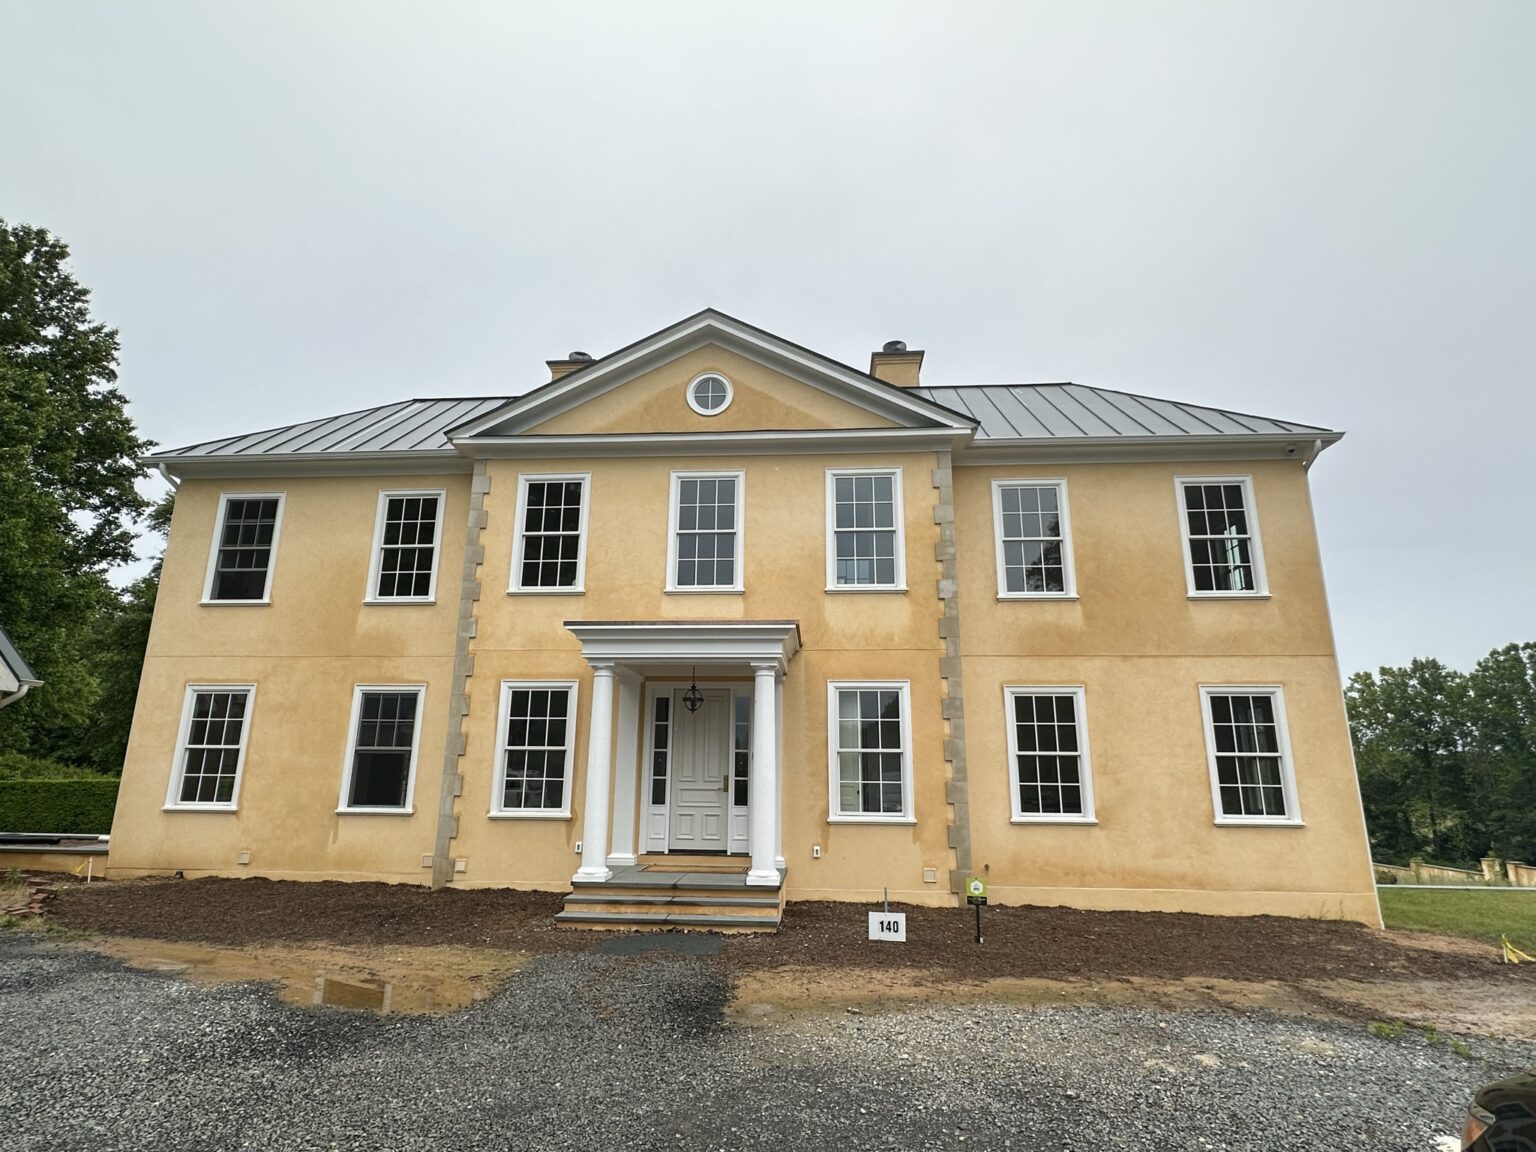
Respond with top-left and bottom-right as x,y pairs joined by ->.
145,448 -> 473,479
954,430 -> 1344,465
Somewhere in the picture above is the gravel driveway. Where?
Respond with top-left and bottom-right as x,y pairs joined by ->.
1,932 -> 1530,1152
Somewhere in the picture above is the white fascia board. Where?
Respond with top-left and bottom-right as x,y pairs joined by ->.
450,314 -> 975,439
953,431 -> 1344,467
145,449 -> 474,480
454,428 -> 970,459
564,620 -> 801,671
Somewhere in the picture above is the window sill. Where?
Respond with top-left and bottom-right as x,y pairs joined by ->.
824,586 -> 908,595
199,599 -> 271,607
163,804 -> 238,813
1187,593 -> 1271,601
827,815 -> 917,825
363,597 -> 437,606
507,588 -> 585,596
1213,817 -> 1304,828
1011,816 -> 1098,825
336,807 -> 415,816
488,810 -> 573,820
997,594 -> 1078,602
664,588 -> 745,596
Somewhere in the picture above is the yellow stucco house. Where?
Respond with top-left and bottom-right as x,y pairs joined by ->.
111,311 -> 1379,928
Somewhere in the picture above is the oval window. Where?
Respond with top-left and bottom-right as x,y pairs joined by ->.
686,373 -> 733,416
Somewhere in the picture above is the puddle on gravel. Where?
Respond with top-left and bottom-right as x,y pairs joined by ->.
78,938 -> 529,1014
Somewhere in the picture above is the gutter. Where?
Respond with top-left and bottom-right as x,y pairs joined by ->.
0,680 -> 39,710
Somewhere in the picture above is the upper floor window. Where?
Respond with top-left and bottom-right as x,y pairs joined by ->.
167,685 -> 254,809
667,471 -> 743,592
992,480 -> 1075,598
827,681 -> 913,822
203,494 -> 284,603
492,681 -> 577,817
511,474 -> 589,593
367,490 -> 445,603
686,372 -> 733,416
1177,477 -> 1267,597
1199,686 -> 1300,825
826,468 -> 905,590
339,686 -> 423,812
1005,686 -> 1095,823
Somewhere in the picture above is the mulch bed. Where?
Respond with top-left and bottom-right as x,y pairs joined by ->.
43,877 -> 1529,985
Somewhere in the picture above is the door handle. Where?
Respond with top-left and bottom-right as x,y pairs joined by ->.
722,774 -> 730,793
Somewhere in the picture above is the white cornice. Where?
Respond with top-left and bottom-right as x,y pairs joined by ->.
452,427 -> 971,458
145,449 -> 473,480
952,432 -> 1344,467
565,620 -> 802,674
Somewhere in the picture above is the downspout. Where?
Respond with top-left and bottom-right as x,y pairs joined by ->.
0,682 -> 32,710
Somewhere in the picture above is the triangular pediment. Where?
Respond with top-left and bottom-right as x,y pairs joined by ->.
451,310 -> 975,442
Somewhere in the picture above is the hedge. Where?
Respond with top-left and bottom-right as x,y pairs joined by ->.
0,778 -> 119,834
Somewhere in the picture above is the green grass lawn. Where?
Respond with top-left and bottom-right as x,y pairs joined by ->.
1378,886 -> 1536,948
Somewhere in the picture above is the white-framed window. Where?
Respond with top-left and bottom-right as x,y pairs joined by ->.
338,685 -> 425,813
825,468 -> 905,590
165,685 -> 255,810
992,480 -> 1075,598
686,372 -> 734,416
1176,476 -> 1268,597
202,493 -> 285,604
366,489 -> 446,603
1199,685 -> 1301,825
510,474 -> 590,593
827,681 -> 914,822
491,680 -> 578,818
1004,686 -> 1095,823
666,470 -> 744,592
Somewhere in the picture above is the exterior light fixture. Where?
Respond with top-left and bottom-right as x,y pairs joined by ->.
683,667 -> 704,713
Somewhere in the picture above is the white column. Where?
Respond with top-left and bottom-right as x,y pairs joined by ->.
747,661 -> 781,887
608,671 -> 640,868
774,673 -> 785,870
573,662 -> 616,884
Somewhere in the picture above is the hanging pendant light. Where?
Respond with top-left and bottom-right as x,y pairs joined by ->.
683,665 -> 704,713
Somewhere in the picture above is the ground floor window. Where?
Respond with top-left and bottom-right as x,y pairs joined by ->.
827,681 -> 912,821
1200,686 -> 1299,824
1005,686 -> 1094,822
169,685 -> 254,808
340,686 -> 424,811
493,681 -> 577,816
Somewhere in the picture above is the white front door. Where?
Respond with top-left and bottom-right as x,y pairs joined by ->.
668,688 -> 730,852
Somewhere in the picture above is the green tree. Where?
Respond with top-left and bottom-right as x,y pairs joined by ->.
0,219 -> 150,762
1467,643 -> 1536,863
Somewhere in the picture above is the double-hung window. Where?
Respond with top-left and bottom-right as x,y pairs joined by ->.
992,480 -> 1074,597
511,474 -> 589,592
203,494 -> 284,603
167,685 -> 254,809
827,681 -> 913,822
1005,686 -> 1095,822
492,681 -> 577,817
339,686 -> 424,812
1177,477 -> 1267,596
1199,686 -> 1300,825
367,490 -> 445,602
826,468 -> 905,590
667,471 -> 743,592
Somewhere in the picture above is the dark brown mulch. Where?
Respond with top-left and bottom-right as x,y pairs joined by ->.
43,878 -> 1528,985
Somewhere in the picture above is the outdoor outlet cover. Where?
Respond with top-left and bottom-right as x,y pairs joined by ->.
236,851 -> 251,865
420,854 -> 433,869
812,845 -> 821,858
454,858 -> 467,873
923,868 -> 938,884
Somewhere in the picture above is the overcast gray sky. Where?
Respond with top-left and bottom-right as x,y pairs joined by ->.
4,1 -> 1532,676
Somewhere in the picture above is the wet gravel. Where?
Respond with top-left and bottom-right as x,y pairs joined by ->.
1,931 -> 1530,1151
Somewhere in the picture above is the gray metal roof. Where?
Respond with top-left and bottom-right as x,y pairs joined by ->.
0,625 -> 39,685
148,397 -> 511,460
912,383 -> 1333,441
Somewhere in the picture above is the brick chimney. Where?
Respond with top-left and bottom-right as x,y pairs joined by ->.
546,350 -> 594,381
869,340 -> 924,388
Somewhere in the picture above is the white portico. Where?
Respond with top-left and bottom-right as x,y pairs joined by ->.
565,621 -> 800,890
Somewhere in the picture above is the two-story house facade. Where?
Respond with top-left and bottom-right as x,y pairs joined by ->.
110,311 -> 1379,928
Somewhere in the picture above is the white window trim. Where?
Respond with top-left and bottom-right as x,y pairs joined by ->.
685,371 -> 734,417
508,473 -> 591,595
163,683 -> 256,811
991,478 -> 1077,600
200,492 -> 286,605
365,488 -> 447,604
1198,684 -> 1303,827
665,469 -> 745,594
336,684 -> 426,815
1003,685 -> 1097,823
824,467 -> 907,592
825,679 -> 916,824
1174,475 -> 1270,599
489,679 -> 579,819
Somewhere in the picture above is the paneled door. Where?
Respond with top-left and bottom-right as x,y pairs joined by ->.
668,688 -> 730,852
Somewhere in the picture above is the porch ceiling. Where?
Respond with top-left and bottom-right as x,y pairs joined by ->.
563,620 -> 801,675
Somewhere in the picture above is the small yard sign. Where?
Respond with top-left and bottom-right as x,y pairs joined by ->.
965,876 -> 988,905
868,911 -> 907,942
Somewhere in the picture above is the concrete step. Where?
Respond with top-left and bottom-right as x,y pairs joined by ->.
563,892 -> 780,908
555,908 -> 781,933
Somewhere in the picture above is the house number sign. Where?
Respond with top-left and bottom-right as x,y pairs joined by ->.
867,911 -> 907,942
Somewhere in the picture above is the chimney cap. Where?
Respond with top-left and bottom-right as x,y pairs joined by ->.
567,350 -> 594,362
881,340 -> 907,353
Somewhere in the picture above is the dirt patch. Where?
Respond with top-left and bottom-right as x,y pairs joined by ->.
82,937 -> 528,1014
